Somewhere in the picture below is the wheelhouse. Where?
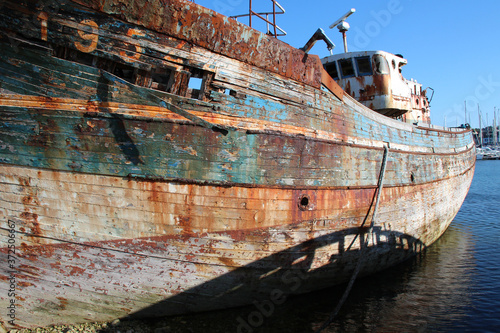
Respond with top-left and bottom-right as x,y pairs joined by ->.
322,51 -> 431,124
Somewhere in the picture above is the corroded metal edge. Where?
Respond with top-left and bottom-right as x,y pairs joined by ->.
70,0 -> 324,88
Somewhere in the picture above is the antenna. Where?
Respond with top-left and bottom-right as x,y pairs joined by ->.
329,8 -> 355,53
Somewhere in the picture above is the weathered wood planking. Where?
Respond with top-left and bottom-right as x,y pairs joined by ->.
0,0 -> 475,329
0,163 -> 474,328
0,93 -> 474,188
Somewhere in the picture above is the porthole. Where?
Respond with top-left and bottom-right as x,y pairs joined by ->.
298,194 -> 311,211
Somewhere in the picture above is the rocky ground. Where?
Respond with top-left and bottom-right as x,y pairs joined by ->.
8,316 -> 220,333
4,285 -> 344,332
5,310 -> 244,333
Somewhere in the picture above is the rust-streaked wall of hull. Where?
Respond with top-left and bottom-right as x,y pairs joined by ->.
0,163 -> 474,328
0,0 -> 475,329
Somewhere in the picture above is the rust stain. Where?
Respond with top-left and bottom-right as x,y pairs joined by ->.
27,117 -> 58,147
17,281 -> 35,288
19,242 -> 55,258
15,295 -> 26,302
50,262 -> 62,270
56,297 -> 69,310
85,100 -> 100,113
344,80 -> 351,96
20,212 -> 42,237
18,176 -> 30,187
37,12 -> 49,41
21,194 -> 39,206
353,73 -> 391,102
68,265 -> 86,276
17,263 -> 41,278
218,256 -> 236,267
119,28 -> 145,62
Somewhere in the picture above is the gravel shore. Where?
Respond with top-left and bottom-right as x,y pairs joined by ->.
4,287 -> 341,332
6,311 -> 241,333
9,317 -> 212,333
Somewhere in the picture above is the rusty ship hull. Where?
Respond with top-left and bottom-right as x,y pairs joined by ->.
0,0 -> 475,329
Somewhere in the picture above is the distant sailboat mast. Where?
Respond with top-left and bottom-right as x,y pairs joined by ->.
479,106 -> 483,147
494,107 -> 497,146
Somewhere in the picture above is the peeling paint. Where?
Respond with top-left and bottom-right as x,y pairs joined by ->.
0,0 -> 475,329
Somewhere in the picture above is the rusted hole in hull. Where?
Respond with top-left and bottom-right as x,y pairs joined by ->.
298,194 -> 311,211
410,172 -> 415,183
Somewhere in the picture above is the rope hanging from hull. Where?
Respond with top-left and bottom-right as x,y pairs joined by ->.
316,145 -> 390,332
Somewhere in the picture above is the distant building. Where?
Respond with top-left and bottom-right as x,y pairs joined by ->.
473,126 -> 499,146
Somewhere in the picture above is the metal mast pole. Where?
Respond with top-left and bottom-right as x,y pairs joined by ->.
479,106 -> 482,147
464,101 -> 467,126
493,107 -> 497,146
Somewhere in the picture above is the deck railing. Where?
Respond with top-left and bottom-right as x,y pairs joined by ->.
230,0 -> 286,37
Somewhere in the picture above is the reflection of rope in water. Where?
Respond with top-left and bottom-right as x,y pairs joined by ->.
316,145 -> 389,332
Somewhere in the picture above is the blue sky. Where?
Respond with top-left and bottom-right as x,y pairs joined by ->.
194,0 -> 500,128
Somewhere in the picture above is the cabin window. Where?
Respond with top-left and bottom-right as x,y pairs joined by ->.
53,45 -> 213,101
323,62 -> 339,80
398,62 -> 404,74
373,54 -> 390,75
355,56 -> 372,76
187,68 -> 206,100
54,46 -> 96,67
189,77 -> 203,91
150,66 -> 175,92
55,46 -> 139,84
338,58 -> 355,78
150,67 -> 213,101
112,62 -> 137,84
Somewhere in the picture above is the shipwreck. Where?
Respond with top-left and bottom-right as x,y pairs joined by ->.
0,0 -> 475,329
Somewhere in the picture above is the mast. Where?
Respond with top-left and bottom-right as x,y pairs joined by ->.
464,101 -> 467,126
494,107 -> 497,146
479,106 -> 482,147
329,8 -> 356,53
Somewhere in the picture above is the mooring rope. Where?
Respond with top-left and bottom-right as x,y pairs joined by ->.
315,145 -> 389,332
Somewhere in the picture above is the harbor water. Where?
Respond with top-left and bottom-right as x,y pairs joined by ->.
105,160 -> 499,333
310,159 -> 500,332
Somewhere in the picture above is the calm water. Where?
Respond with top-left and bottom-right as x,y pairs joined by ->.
117,160 -> 500,332
313,159 -> 500,332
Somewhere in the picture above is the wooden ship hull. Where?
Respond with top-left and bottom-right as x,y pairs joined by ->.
0,0 -> 475,329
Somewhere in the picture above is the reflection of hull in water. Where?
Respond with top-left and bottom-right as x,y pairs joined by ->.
0,0 -> 475,329
328,222 -> 475,332
215,221 -> 475,332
